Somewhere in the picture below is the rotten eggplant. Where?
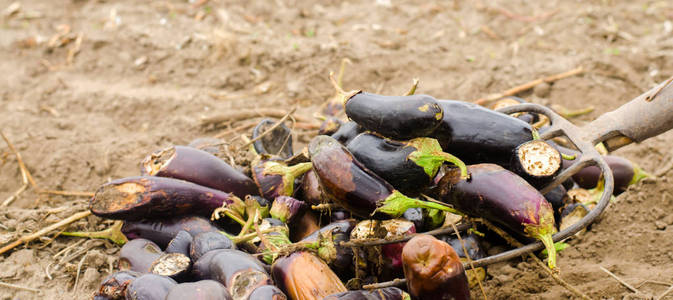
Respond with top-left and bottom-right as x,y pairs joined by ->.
247,285 -> 288,300
324,287 -> 411,300
271,251 -> 347,300
509,139 -> 562,189
125,274 -> 178,300
251,160 -> 312,201
93,270 -> 140,300
192,249 -> 272,299
165,280 -> 233,300
252,118 -> 294,159
121,215 -> 221,249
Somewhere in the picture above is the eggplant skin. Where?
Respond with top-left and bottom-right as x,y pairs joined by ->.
165,280 -> 233,300
324,287 -> 411,300
570,155 -> 635,195
330,121 -> 364,146
271,251 -> 347,300
94,270 -> 141,300
190,231 -> 236,261
432,100 -> 533,167
165,230 -> 193,257
247,285 -> 288,300
125,274 -> 178,300
121,216 -> 221,249
118,239 -> 163,273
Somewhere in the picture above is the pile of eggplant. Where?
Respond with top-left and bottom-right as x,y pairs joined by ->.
88,80 -> 649,300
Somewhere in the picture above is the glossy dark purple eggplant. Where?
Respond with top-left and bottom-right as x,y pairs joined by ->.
570,155 -> 649,195
318,117 -> 344,136
509,139 -> 562,189
90,176 -> 244,221
193,249 -> 272,299
271,251 -> 347,300
93,270 -> 140,300
121,216 -> 221,249
252,160 -> 313,201
308,135 -> 457,219
434,163 -> 558,269
190,231 -> 236,261
347,133 -> 467,196
402,234 -> 470,300
544,185 -> 567,220
344,92 -> 444,140
330,121 -> 364,145
119,239 -> 163,273
142,145 -> 259,199
247,285 -> 288,300
125,274 -> 178,300
165,230 -> 193,256
324,287 -> 411,300
252,118 -> 294,159
165,280 -> 232,300
432,100 -> 534,167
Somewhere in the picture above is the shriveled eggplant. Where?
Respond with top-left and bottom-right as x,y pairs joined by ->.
247,285 -> 288,300
324,287 -> 411,300
434,163 -> 558,269
347,133 -> 468,196
165,230 -> 193,256
121,216 -> 221,248
165,280 -> 232,300
252,160 -> 313,201
142,145 -> 259,199
193,249 -> 272,299
190,231 -> 236,261
252,118 -> 294,159
301,219 -> 357,278
402,234 -> 470,300
330,121 -> 364,146
90,176 -> 244,221
318,117 -> 343,136
119,239 -> 163,273
271,251 -> 347,300
94,270 -> 140,300
125,274 -> 178,300
308,135 -> 458,219
510,139 -> 562,189
270,196 -> 308,224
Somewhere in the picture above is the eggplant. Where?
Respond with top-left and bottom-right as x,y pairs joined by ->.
149,253 -> 191,279
94,270 -> 140,300
324,287 -> 410,300
298,170 -> 324,206
402,208 -> 424,231
165,230 -> 193,256
440,234 -> 487,288
90,176 -> 245,221
166,280 -> 232,300
344,92 -> 444,140
247,285 -> 288,300
271,251 -> 347,300
193,249 -> 272,299
121,216 -> 221,249
318,117 -> 343,136
347,133 -> 468,196
270,196 -> 307,224
308,135 -> 458,219
431,100 -> 534,167
125,274 -> 178,300
570,155 -> 649,195
119,239 -> 163,273
434,163 -> 558,269
252,118 -> 294,159
559,203 -> 590,232
330,121 -> 364,145
301,219 -> 357,278
142,145 -> 259,199
509,139 -> 562,189
350,219 -> 415,280
252,160 -> 313,201
289,210 -> 320,242
402,234 -> 470,300
544,185 -> 567,220
190,231 -> 236,261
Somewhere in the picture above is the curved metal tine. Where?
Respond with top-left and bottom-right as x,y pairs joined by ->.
467,150 -> 615,269
495,103 -> 569,141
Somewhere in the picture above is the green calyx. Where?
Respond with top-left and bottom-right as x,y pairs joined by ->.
61,221 -> 128,245
374,190 -> 461,218
426,208 -> 446,229
524,214 -> 558,269
629,162 -> 651,186
264,161 -> 313,197
531,129 -> 541,140
407,137 -> 469,180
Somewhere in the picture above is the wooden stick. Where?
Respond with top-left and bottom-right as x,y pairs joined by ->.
39,190 -> 94,197
657,284 -> 673,300
362,278 -> 406,290
599,266 -> 640,294
473,67 -> 584,105
450,222 -> 487,300
0,281 -> 41,293
201,108 -> 314,127
0,210 -> 92,255
0,131 -> 39,191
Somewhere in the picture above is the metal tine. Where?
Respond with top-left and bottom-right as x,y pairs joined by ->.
539,157 -> 594,194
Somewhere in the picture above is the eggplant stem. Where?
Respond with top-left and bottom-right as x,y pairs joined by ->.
60,221 -> 127,245
437,152 -> 470,180
561,153 -> 576,160
227,227 -> 279,244
536,233 -> 556,270
404,78 -> 420,96
375,190 -> 461,217
630,163 -> 651,186
211,207 -> 247,226
531,129 -> 541,140
329,71 -> 361,105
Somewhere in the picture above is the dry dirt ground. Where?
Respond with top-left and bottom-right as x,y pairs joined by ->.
1,0 -> 673,299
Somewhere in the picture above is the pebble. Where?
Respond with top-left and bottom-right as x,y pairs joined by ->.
655,221 -> 667,230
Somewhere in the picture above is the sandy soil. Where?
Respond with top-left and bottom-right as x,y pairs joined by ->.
1,0 -> 673,299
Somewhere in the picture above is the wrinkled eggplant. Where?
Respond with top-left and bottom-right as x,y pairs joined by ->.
510,139 -> 562,189
165,280 -> 232,300
298,170 -> 324,206
270,196 -> 307,224
125,274 -> 178,300
347,133 -> 467,196
570,155 -> 649,195
90,176 -> 244,221
344,92 -> 444,140
330,121 -> 364,145
308,135 -> 458,219
121,216 -> 221,249
324,287 -> 410,300
193,249 -> 272,299
318,117 -> 344,136
190,231 -> 236,261
271,251 -> 347,300
434,163 -> 558,269
119,239 -> 163,273
301,219 -> 357,278
247,285 -> 288,300
252,119 -> 294,159
94,270 -> 140,300
402,235 -> 470,300
432,100 -> 534,167
165,230 -> 193,256
252,160 -> 313,201
142,145 -> 259,199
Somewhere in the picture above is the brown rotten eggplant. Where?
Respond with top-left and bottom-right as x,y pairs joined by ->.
142,145 -> 259,199
347,133 -> 468,196
93,270 -> 140,300
252,118 -> 294,159
324,287 -> 411,300
433,163 -> 558,269
192,249 -> 272,299
252,160 -> 313,201
125,274 -> 178,300
402,234 -> 470,300
121,215 -> 221,249
509,139 -> 562,189
165,280 -> 233,300
432,100 -> 534,167
308,135 -> 459,219
318,117 -> 343,136
89,176 -> 244,221
271,251 -> 347,300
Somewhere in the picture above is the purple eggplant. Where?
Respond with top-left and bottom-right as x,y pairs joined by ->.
301,219 -> 357,278
308,135 -> 458,219
510,139 -> 562,189
324,287 -> 411,300
252,160 -> 313,201
330,121 -> 364,146
165,230 -> 193,256
434,163 -> 558,268
119,239 -> 163,273
402,234 -> 470,300
165,280 -> 232,300
570,155 -> 649,195
270,196 -> 308,224
318,117 -> 344,136
271,251 -> 347,300
247,285 -> 288,300
142,145 -> 259,199
190,231 -> 236,261
298,169 -> 324,206
125,274 -> 178,300
89,176 -> 245,221
252,118 -> 294,159
193,249 -> 272,299
288,210 -> 320,242
93,270 -> 140,300
121,216 -> 221,248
